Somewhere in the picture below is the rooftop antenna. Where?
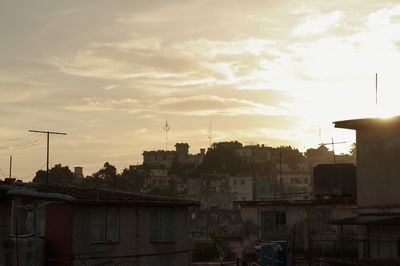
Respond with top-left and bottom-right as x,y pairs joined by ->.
321,137 -> 347,164
207,120 -> 212,147
375,73 -> 378,107
164,120 -> 170,150
318,128 -> 322,144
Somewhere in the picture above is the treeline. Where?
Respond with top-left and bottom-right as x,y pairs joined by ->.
32,162 -> 146,193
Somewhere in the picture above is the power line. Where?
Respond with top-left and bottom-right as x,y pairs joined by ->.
0,132 -> 36,142
18,163 -> 47,180
29,130 -> 67,184
0,135 -> 44,150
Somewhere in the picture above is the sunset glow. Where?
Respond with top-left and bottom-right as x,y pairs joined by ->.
1,1 -> 400,178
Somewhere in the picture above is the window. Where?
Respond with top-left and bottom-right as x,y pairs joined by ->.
241,179 -> 245,185
91,206 -> 119,243
150,208 -> 174,242
233,180 -> 237,185
260,211 -> 286,240
308,208 -> 332,232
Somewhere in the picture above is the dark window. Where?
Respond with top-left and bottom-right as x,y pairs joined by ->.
308,208 -> 332,232
150,208 -> 174,242
260,211 -> 286,240
91,206 -> 120,243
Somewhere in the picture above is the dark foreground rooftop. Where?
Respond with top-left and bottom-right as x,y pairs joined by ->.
0,182 -> 199,207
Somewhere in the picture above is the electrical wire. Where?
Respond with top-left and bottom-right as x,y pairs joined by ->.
0,138 -> 45,151
0,135 -> 45,150
17,163 -> 47,180
0,132 -> 36,142
0,167 -> 6,178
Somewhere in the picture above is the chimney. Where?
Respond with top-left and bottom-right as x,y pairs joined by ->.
74,166 -> 84,179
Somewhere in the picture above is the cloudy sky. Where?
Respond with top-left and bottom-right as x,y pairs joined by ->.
1,0 -> 400,179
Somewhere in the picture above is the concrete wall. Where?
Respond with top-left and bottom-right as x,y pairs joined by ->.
356,127 -> 400,206
72,205 -> 192,266
240,204 -> 357,254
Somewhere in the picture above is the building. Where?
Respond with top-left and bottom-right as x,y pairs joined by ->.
0,181 -> 198,266
235,145 -> 272,163
142,150 -> 177,169
333,117 -> 400,260
237,198 -> 357,261
228,175 -> 253,201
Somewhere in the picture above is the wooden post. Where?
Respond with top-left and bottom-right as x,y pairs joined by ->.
292,224 -> 296,266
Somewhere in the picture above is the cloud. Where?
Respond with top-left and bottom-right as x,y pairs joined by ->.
293,11 -> 344,36
367,4 -> 400,27
65,95 -> 288,117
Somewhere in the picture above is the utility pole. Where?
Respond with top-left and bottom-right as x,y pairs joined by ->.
29,130 -> 67,184
9,156 -> 12,179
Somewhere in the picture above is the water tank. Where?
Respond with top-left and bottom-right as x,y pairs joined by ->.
313,163 -> 356,198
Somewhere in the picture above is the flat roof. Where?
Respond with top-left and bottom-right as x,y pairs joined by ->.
334,116 -> 400,130
1,183 -> 199,207
235,198 -> 356,207
333,213 -> 400,225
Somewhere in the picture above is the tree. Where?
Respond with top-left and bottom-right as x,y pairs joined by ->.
349,142 -> 356,160
92,162 -> 118,188
33,164 -> 76,185
200,145 -> 241,175
120,167 -> 145,192
275,145 -> 305,170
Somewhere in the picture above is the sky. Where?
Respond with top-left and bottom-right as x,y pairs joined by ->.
1,0 -> 400,180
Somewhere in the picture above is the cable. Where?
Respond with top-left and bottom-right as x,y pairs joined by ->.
0,135 -> 45,150
17,163 -> 47,180
0,168 -> 6,178
0,132 -> 36,142
0,136 -> 46,151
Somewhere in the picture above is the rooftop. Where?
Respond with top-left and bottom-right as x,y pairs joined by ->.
0,182 -> 199,207
334,116 -> 400,130
235,197 -> 356,207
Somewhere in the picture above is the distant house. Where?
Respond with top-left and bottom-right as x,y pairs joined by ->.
228,175 -> 253,201
236,198 -> 357,259
0,181 -> 198,266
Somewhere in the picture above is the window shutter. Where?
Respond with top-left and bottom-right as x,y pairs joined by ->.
91,207 -> 106,242
106,207 -> 120,242
150,209 -> 160,241
163,209 -> 174,241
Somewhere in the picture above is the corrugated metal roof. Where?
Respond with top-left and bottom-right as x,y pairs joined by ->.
332,214 -> 400,225
1,183 -> 199,207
